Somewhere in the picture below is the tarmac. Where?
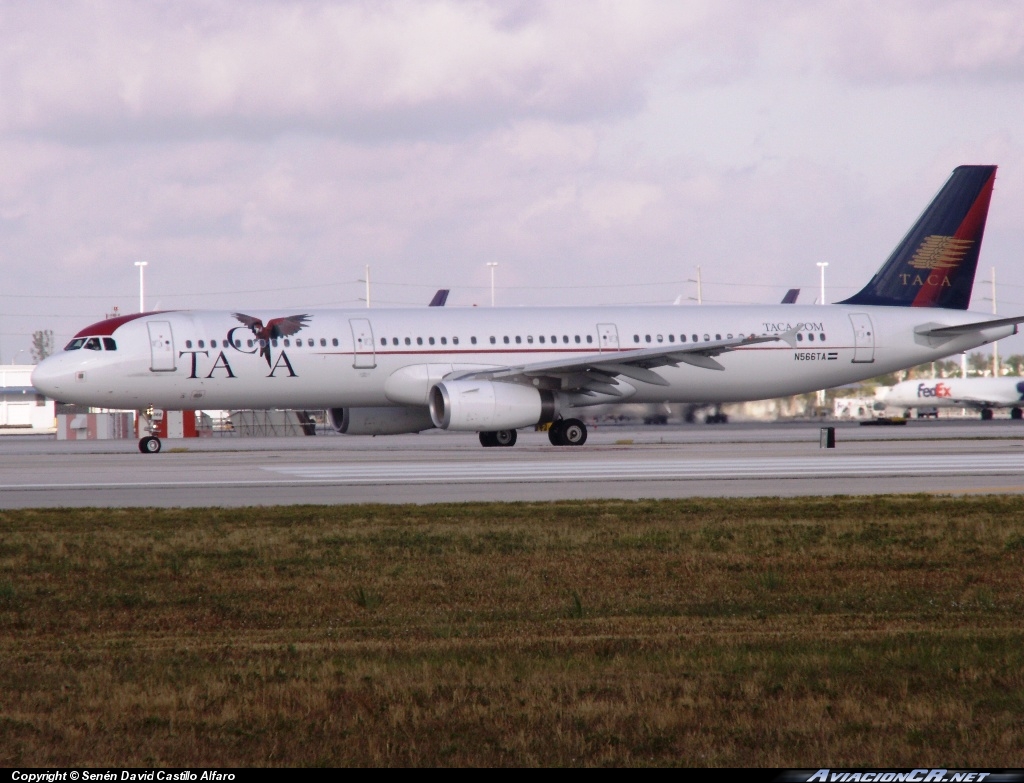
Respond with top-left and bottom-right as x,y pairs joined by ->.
1,419 -> 1023,508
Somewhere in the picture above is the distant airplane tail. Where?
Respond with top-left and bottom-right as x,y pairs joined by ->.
840,165 -> 996,310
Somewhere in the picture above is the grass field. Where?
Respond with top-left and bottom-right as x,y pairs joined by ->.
1,496 -> 1023,767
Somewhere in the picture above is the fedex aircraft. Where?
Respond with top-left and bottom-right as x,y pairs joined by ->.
886,377 -> 1024,420
33,165 -> 1024,453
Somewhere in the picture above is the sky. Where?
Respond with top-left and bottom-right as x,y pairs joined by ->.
2,0 -> 1024,362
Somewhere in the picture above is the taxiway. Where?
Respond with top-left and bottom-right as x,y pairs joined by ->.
2,419 -> 1023,508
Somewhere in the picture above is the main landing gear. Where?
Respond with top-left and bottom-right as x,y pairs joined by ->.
479,430 -> 517,447
139,435 -> 162,454
477,418 -> 590,448
548,418 -> 587,446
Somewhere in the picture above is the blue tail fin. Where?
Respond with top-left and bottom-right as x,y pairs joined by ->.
840,165 -> 996,309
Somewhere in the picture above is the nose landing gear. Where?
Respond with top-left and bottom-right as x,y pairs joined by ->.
138,405 -> 162,454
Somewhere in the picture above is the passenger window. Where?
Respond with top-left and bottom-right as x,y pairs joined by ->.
727,333 -> 733,339
272,339 -> 279,347
680,335 -> 687,342
103,338 -> 117,351
692,335 -> 698,342
656,334 -> 663,343
715,334 -> 721,341
586,335 -> 593,343
285,339 -> 292,347
332,338 -> 339,347
797,333 -> 804,342
634,335 -> 640,343
503,336 -> 510,344
321,338 -> 327,347
84,337 -> 101,351
471,337 -> 477,345
380,337 -> 387,346
453,337 -> 459,345
551,336 -> 557,343
668,335 -> 675,343
574,335 -> 581,343
703,334 -> 710,342
417,337 -> 423,345
198,340 -> 205,349
440,337 -> 447,345
391,338 -> 398,346
540,336 -> 546,344
527,335 -> 533,344
489,336 -> 496,344
808,333 -> 815,342
428,337 -> 435,345
515,336 -> 521,344
563,336 -> 569,344
185,340 -> 193,348
405,337 -> 411,345
645,335 -> 651,343
820,333 -> 826,341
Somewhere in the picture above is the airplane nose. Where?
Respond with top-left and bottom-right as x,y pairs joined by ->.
31,354 -> 74,399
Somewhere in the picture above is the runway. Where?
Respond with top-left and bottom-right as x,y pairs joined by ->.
2,419 -> 1024,507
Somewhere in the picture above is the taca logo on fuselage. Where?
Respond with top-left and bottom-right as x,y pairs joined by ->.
180,313 -> 312,379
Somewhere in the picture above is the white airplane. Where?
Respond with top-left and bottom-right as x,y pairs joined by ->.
886,377 -> 1024,420
33,165 -> 1024,453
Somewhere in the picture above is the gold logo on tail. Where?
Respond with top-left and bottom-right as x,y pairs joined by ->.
908,235 -> 973,270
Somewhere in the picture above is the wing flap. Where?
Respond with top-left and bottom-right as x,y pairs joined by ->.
450,330 -> 791,392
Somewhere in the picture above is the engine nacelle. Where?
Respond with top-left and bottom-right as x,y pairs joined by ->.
328,406 -> 435,435
429,379 -> 556,431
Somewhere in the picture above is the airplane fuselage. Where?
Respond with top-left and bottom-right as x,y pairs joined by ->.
33,304 -> 1013,412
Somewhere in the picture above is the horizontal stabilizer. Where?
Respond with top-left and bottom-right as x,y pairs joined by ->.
915,314 -> 1024,338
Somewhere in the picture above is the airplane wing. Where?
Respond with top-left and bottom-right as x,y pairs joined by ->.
449,329 -> 796,394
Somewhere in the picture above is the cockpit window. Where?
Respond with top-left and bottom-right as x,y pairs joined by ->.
84,337 -> 102,351
65,338 -> 85,351
103,338 -> 117,351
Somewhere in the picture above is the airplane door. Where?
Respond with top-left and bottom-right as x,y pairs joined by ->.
597,323 -> 619,352
350,318 -> 376,369
147,321 -> 176,372
849,313 -> 875,363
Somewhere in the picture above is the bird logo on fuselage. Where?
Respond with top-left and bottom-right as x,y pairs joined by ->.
231,312 -> 311,366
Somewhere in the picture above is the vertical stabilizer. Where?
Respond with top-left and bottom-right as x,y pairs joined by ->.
840,165 -> 996,309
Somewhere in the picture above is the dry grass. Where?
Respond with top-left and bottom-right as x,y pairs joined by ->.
1,496 -> 1023,766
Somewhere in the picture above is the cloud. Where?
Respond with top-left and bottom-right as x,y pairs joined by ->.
787,1 -> 1024,84
0,0 -> 713,142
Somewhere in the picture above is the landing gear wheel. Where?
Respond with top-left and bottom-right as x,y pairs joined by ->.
548,421 -> 564,446
493,429 -> 517,447
479,431 -> 498,447
560,418 -> 588,446
1012,407 -> 1022,420
139,436 -> 162,454
981,408 -> 994,421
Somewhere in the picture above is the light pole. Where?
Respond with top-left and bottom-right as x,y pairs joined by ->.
816,262 -> 828,305
487,262 -> 498,307
134,261 -> 148,313
986,266 -> 998,376
687,265 -> 703,305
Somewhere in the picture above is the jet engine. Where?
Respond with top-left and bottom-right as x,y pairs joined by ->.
429,379 -> 556,431
328,406 -> 435,435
